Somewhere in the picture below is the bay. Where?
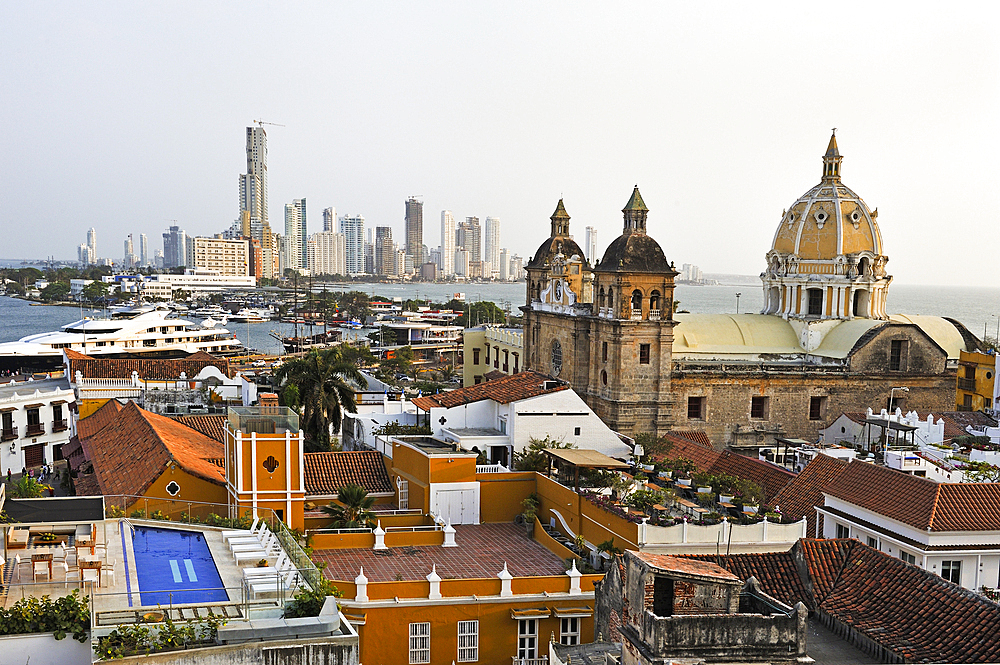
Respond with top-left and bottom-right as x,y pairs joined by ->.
1,280 -> 998,356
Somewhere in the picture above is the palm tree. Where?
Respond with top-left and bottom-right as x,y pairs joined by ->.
272,346 -> 364,452
321,484 -> 376,528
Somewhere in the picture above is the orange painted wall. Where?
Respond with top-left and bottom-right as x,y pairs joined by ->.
478,472 -> 537,523
580,498 -> 639,550
384,530 -> 443,547
533,517 -> 578,561
391,443 -> 430,485
126,469 -> 227,521
537,473 -> 582,536
427,455 -> 477,484
232,432 -> 305,529
310,532 -> 375,550
348,599 -> 595,665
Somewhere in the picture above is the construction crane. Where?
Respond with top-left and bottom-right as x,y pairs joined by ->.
253,119 -> 285,130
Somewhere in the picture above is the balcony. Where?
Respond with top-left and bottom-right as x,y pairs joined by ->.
649,309 -> 661,320
52,419 -> 68,432
1,426 -> 17,442
630,309 -> 643,320
958,378 -> 977,391
26,423 -> 44,436
512,658 -> 548,665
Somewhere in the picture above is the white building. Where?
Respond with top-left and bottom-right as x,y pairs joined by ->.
323,206 -> 336,232
818,460 -> 1000,593
340,214 -> 366,275
455,249 -> 470,278
585,226 -> 597,264
284,198 -> 307,270
185,236 -> 250,277
484,216 -> 501,277
87,227 -> 97,262
107,270 -> 256,296
440,210 -> 456,277
499,248 -> 510,281
0,377 -> 75,472
308,231 -> 347,277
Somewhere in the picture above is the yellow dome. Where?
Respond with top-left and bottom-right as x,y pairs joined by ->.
770,133 -> 884,261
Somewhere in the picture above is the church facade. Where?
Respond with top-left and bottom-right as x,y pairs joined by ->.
522,135 -> 981,447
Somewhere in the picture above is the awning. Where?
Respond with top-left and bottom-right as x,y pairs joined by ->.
23,403 -> 43,409
553,606 -> 593,618
51,400 -> 68,405
510,607 -> 551,619
342,611 -> 367,625
0,407 -> 16,413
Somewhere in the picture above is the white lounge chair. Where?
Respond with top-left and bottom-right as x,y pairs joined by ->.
230,530 -> 276,553
227,525 -> 271,548
248,570 -> 299,598
233,538 -> 283,564
243,553 -> 290,577
221,517 -> 262,542
81,566 -> 100,589
33,561 -> 51,583
13,554 -> 31,582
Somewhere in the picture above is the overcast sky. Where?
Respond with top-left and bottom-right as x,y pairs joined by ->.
2,2 -> 997,286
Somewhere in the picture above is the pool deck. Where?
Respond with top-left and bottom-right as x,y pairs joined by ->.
3,519 -> 283,617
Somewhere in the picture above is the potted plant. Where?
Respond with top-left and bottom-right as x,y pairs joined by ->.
520,494 -> 540,537
36,532 -> 58,543
256,558 -> 270,568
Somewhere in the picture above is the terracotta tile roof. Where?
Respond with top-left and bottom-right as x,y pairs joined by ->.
84,401 -> 225,498
687,539 -> 1000,662
633,552 -> 740,582
771,454 -> 849,534
653,435 -> 795,501
315,523 -> 567,582
76,399 -> 124,439
665,430 -> 713,448
303,451 -> 394,497
172,414 -> 228,443
825,460 -> 1000,532
412,371 -> 567,410
73,472 -> 102,497
67,350 -> 234,380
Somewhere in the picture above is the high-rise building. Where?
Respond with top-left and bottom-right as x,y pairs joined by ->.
485,216 -> 501,277
499,248 -> 510,281
87,228 -> 97,261
323,207 -> 336,233
440,211 -> 456,277
154,249 -> 163,269
240,126 -> 272,276
455,249 -> 470,277
77,244 -> 91,265
509,254 -> 524,280
405,197 -> 423,267
162,225 -> 187,269
124,235 -> 136,269
585,226 -> 597,263
339,214 -> 366,275
139,234 -> 148,267
375,227 -> 395,276
457,217 -> 481,265
284,198 -> 307,270
308,232 -> 346,277
185,236 -> 250,277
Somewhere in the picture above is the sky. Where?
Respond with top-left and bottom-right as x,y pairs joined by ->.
1,2 -> 997,287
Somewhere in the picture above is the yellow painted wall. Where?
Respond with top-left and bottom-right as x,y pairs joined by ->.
77,398 -> 112,420
232,432 -> 305,530
479,472 -> 537,523
118,468 -> 227,521
427,455 -> 477,484
957,350 -> 996,411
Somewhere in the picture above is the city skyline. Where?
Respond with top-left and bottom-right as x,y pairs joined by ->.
2,4 -> 997,286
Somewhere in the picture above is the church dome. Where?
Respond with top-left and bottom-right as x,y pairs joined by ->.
769,133 -> 884,261
595,186 -> 672,274
528,199 -> 587,268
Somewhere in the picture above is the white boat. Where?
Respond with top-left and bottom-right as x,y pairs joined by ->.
0,304 -> 244,373
191,304 -> 229,318
228,308 -> 273,323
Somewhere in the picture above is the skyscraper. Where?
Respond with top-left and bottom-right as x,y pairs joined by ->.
323,207 -> 336,233
405,197 -> 423,269
457,217 -> 481,265
585,226 -> 597,263
139,234 -> 148,267
499,248 -> 510,281
308,232 -> 346,276
123,235 -> 136,269
485,216 -> 501,276
240,126 -> 272,276
375,227 -> 395,276
162,225 -> 187,269
284,198 -> 307,270
440,210 -> 456,277
87,227 -> 97,261
339,214 -> 366,275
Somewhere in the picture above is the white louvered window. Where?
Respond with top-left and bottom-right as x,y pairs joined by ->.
399,478 -> 409,510
457,620 -> 478,662
560,617 -> 580,645
409,622 -> 430,664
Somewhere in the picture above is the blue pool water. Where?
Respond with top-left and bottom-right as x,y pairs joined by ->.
131,526 -> 228,606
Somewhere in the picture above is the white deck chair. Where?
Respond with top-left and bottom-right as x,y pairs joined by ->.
243,553 -> 290,577
104,560 -> 117,587
13,554 -> 31,583
233,538 -> 283,563
81,566 -> 100,589
230,530 -> 276,553
33,561 -> 51,583
227,524 -> 271,547
248,569 -> 299,598
222,517 -> 262,542
60,561 -> 80,588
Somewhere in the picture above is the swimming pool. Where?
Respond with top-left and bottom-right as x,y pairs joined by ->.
131,526 -> 228,606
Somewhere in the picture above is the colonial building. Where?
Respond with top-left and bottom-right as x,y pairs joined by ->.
522,135 -> 982,446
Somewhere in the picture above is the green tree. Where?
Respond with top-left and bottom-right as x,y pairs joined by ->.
454,300 -> 506,327
378,345 -> 414,381
81,280 -> 110,303
272,347 -> 363,452
513,436 -> 576,472
321,484 -> 376,528
39,282 -> 70,302
10,475 -> 47,498
338,291 -> 370,323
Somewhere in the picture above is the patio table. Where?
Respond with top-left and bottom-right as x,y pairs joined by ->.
31,552 -> 53,579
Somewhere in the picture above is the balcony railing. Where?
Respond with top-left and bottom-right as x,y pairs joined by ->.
958,378 -> 977,391
512,657 -> 548,665
1,427 -> 17,442
957,405 -> 974,412
630,309 -> 643,320
649,309 -> 661,320
25,423 -> 44,436
52,419 -> 68,432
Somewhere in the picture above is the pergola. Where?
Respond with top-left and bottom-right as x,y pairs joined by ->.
542,449 -> 630,492
863,417 -> 918,453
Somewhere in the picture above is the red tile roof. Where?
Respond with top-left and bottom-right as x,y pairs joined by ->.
771,454 -> 849,534
67,350 -> 234,380
825,460 -> 1000,532
688,539 -> 1000,662
665,430 -> 713,448
633,552 -> 740,582
77,399 -> 124,439
653,435 -> 795,502
412,371 -> 567,411
84,401 -> 225,498
303,451 -> 394,497
172,414 -> 228,443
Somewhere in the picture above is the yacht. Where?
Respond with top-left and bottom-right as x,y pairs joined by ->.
228,308 -> 274,323
0,304 -> 244,373
190,304 -> 229,318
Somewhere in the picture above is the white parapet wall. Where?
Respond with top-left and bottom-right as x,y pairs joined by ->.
639,518 -> 807,553
0,632 -> 93,665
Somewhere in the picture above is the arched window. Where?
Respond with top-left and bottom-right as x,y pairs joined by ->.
598,287 -> 606,309
649,290 -> 661,311
607,287 -> 614,312
858,257 -> 871,277
631,289 -> 642,311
